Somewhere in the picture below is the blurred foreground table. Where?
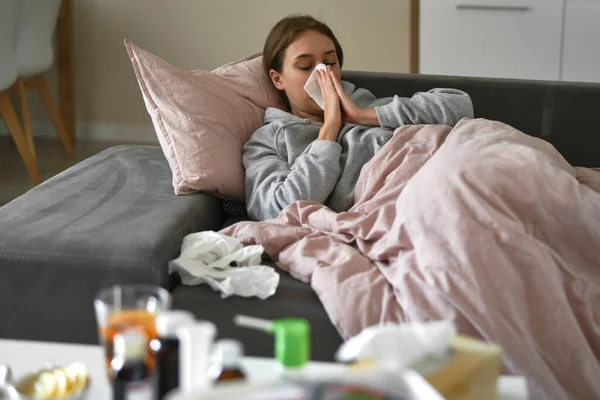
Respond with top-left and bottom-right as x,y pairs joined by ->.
0,339 -> 528,400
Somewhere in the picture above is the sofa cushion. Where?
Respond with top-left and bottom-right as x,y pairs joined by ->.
0,145 -> 225,343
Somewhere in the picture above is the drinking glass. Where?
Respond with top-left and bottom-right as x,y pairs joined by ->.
94,284 -> 171,378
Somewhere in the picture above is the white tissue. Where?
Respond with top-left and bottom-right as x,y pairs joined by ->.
304,63 -> 328,110
335,320 -> 456,370
169,231 -> 279,299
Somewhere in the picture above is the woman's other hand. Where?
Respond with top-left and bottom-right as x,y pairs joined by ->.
315,66 -> 342,141
329,68 -> 379,126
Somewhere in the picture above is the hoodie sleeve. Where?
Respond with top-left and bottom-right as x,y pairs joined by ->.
373,89 -> 474,129
243,125 -> 342,221
345,82 -> 474,129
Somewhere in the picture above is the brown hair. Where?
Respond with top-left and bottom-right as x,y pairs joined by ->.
263,15 -> 344,74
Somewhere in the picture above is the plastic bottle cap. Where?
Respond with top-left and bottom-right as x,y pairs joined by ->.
113,329 -> 147,360
270,318 -> 310,369
213,339 -> 244,367
155,310 -> 196,337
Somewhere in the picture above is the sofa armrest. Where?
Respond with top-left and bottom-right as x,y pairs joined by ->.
0,145 -> 226,344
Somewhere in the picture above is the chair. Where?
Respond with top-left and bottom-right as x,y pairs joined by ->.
0,0 -> 41,184
14,0 -> 75,160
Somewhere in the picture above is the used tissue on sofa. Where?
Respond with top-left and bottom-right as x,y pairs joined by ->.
169,231 -> 279,299
303,63 -> 328,110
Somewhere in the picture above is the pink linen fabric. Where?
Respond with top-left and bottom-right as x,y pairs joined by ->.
125,40 -> 282,200
222,118 -> 600,400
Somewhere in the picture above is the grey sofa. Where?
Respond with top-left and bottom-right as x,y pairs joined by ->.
1,71 -> 599,361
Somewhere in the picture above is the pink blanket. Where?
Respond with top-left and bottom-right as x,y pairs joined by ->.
223,118 -> 600,400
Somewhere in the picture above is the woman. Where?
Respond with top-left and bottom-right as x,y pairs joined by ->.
244,15 -> 474,221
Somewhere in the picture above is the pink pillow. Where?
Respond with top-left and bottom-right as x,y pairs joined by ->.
125,40 -> 283,201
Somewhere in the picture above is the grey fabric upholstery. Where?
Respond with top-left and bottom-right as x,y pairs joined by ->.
0,145 -> 225,343
342,71 -> 600,167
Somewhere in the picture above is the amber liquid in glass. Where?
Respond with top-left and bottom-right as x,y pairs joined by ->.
99,310 -> 158,377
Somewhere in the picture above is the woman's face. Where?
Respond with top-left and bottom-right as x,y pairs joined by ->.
270,30 -> 342,117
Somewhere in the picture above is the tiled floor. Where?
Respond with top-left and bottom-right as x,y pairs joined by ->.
0,136 -> 125,206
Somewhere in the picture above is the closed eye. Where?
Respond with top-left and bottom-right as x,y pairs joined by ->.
299,62 -> 337,71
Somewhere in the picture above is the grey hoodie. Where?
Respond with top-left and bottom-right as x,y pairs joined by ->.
243,81 -> 473,221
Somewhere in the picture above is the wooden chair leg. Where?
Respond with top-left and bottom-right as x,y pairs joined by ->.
58,0 -> 76,146
29,74 -> 75,159
15,79 -> 36,162
0,91 -> 41,185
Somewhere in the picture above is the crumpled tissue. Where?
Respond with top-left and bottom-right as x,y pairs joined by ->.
304,63 -> 328,110
168,231 -> 279,299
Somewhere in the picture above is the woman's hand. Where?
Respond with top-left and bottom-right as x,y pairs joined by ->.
315,66 -> 342,141
328,68 -> 379,126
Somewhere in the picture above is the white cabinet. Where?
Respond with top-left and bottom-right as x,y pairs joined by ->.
419,0 -> 600,83
561,0 -> 600,83
419,0 -> 564,80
